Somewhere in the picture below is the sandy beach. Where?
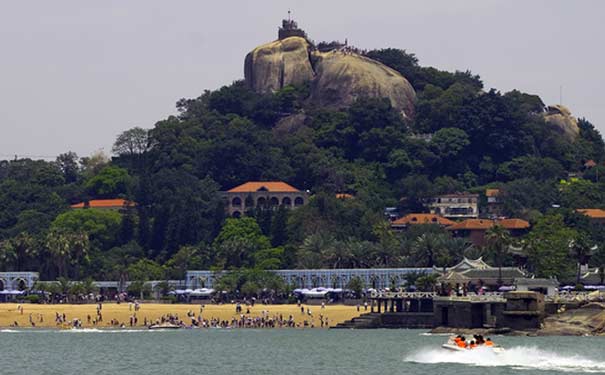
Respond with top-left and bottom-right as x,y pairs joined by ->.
0,303 -> 364,329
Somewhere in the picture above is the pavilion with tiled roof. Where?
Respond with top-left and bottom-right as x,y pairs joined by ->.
435,257 -> 527,287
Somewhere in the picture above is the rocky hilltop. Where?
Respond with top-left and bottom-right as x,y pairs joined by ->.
543,104 -> 580,141
244,19 -> 416,119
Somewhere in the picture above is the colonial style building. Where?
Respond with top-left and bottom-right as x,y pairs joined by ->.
447,218 -> 530,246
223,181 -> 309,217
426,193 -> 479,219
390,213 -> 455,231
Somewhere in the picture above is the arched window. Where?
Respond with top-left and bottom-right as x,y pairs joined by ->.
17,279 -> 26,291
294,197 -> 304,206
282,197 -> 292,206
257,197 -> 266,206
232,211 -> 241,218
231,197 -> 242,207
269,197 -> 279,206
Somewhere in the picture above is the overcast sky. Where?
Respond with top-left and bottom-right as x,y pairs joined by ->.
1,1 -> 604,159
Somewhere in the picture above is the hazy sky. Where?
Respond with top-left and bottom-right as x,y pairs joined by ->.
1,1 -> 604,159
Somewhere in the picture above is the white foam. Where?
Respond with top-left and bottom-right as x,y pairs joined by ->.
0,329 -> 20,333
60,328 -> 151,333
406,346 -> 605,373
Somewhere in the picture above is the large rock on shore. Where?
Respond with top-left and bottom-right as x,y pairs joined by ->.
539,303 -> 605,336
543,105 -> 580,141
244,37 -> 416,119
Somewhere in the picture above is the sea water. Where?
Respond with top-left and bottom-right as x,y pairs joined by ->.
1,329 -> 604,375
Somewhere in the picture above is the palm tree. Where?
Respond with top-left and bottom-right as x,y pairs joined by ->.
0,240 -> 16,271
411,233 -> 447,267
485,225 -> 512,285
45,229 -> 89,278
568,234 -> 595,285
321,240 -> 352,269
11,232 -> 37,271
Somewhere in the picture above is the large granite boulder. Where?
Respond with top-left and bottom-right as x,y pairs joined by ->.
244,37 -> 315,94
543,104 -> 579,140
244,37 -> 416,119
309,50 -> 416,119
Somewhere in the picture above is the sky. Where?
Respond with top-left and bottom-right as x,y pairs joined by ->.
1,0 -> 604,159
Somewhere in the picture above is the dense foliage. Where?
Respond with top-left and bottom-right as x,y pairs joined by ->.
1,48 -> 605,288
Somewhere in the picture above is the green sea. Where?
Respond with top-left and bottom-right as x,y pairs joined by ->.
1,328 -> 604,374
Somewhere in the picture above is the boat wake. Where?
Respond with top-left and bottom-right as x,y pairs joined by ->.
405,346 -> 605,373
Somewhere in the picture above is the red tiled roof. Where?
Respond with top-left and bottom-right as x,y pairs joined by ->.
497,218 -> 531,230
392,214 -> 456,226
577,209 -> 605,219
336,193 -> 354,199
448,218 -> 529,230
584,160 -> 597,168
227,181 -> 301,193
485,189 -> 500,197
71,199 -> 135,209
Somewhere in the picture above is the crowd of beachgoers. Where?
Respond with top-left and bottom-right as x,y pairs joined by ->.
6,300 -> 355,329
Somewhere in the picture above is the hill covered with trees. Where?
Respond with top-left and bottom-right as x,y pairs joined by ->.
2,41 -> 605,291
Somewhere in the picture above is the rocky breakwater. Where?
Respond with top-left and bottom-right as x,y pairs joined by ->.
539,302 -> 605,336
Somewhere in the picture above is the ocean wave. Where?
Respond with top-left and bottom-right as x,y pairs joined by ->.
405,346 -> 605,373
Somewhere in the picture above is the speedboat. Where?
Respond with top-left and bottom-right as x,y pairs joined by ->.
442,336 -> 505,354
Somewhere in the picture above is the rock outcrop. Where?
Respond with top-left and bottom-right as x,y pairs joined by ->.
244,37 -> 315,94
244,27 -> 416,119
309,50 -> 416,119
543,105 -> 579,140
539,303 -> 605,336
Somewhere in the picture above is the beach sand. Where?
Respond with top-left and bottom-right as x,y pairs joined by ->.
0,302 -> 365,328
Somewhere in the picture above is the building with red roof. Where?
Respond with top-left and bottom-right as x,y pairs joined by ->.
390,213 -> 456,231
223,181 -> 309,217
577,208 -> 605,224
70,199 -> 135,210
448,218 -> 530,246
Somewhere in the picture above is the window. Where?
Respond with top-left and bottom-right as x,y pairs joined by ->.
231,197 -> 242,207
282,197 -> 292,206
294,197 -> 304,206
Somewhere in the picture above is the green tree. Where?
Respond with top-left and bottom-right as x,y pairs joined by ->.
45,229 -> 89,278
485,225 -> 512,285
524,214 -> 577,279
84,165 -> 132,198
51,208 -> 121,250
568,233 -> 595,284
